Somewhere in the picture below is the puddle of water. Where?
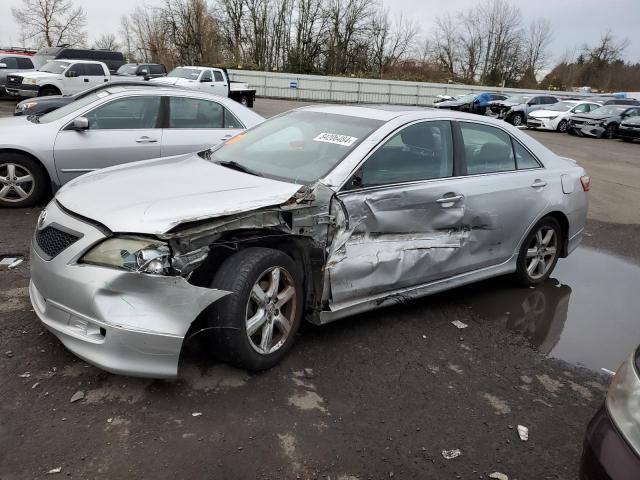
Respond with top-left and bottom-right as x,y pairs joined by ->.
458,247 -> 640,372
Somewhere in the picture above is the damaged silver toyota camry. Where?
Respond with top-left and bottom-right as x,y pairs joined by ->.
29,105 -> 589,378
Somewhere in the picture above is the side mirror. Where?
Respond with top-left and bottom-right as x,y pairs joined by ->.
66,70 -> 78,78
69,116 -> 89,131
0,63 -> 7,69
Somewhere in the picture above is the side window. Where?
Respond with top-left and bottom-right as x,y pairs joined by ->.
545,97 -> 558,104
528,97 -> 540,105
224,108 -> 244,129
169,97 -> 224,128
83,96 -> 161,130
200,70 -> 212,82
150,64 -> 165,74
356,121 -> 454,187
67,63 -> 85,76
513,141 -> 540,169
213,70 -> 224,82
460,122 -> 515,174
573,104 -> 589,113
17,57 -> 34,69
0,57 -> 18,69
84,64 -> 105,76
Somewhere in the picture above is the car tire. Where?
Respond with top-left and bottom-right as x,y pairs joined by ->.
514,217 -> 562,287
239,95 -> 249,107
557,120 -> 568,133
510,113 -> 524,126
208,247 -> 303,371
621,138 -> 633,143
0,153 -> 48,208
38,86 -> 60,97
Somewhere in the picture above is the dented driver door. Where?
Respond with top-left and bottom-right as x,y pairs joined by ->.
326,120 -> 469,306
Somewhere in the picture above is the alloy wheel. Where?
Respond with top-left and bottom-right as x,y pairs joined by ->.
525,227 -> 558,280
245,266 -> 297,355
512,114 -> 523,126
0,163 -> 35,203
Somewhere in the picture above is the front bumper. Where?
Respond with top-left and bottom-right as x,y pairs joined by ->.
616,127 -> 640,140
569,122 -> 605,138
29,201 -> 229,378
6,86 -> 38,98
526,117 -> 557,130
580,406 -> 640,480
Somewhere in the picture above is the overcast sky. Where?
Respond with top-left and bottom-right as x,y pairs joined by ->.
1,0 -> 639,63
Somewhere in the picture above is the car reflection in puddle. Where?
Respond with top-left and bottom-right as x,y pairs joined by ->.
455,247 -> 640,372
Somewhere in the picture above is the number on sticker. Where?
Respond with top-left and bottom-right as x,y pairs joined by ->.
313,133 -> 358,147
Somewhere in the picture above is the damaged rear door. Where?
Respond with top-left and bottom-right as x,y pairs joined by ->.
327,120 -> 468,306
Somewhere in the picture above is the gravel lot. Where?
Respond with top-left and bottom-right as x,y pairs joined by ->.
1,96 -> 639,479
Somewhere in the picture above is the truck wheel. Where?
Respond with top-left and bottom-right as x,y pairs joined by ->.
0,153 -> 48,208
239,95 -> 249,107
208,247 -> 303,371
38,86 -> 60,97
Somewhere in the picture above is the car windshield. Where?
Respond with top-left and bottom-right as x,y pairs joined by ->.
506,95 -> 531,103
167,67 -> 201,79
205,110 -> 383,184
39,91 -> 109,123
39,60 -> 71,74
117,64 -> 138,75
594,105 -> 628,115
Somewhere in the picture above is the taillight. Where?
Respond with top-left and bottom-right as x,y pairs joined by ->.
580,175 -> 590,192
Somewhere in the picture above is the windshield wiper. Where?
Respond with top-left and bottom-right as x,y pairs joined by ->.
214,160 -> 263,177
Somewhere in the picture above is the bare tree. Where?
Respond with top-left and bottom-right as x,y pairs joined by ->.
12,0 -> 87,48
431,13 -> 458,80
324,0 -> 374,74
217,0 -> 245,64
289,0 -> 328,73
584,29 -> 629,65
370,11 -> 418,78
521,18 -> 553,82
92,33 -> 121,51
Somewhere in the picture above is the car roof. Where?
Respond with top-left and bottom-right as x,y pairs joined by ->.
0,53 -> 32,58
102,85 -> 235,101
54,58 -> 106,64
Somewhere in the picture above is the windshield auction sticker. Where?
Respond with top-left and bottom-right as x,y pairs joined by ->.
313,133 -> 358,147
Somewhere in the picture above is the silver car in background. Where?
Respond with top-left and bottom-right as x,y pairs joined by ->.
30,106 -> 589,378
0,85 -> 264,207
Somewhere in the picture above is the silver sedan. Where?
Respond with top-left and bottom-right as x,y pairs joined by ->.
0,85 -> 264,207
30,105 -> 589,378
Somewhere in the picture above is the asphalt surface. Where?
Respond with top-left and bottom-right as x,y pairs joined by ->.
1,96 -> 639,479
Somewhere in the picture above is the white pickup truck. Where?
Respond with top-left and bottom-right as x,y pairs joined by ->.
5,59 -> 157,98
151,66 -> 257,107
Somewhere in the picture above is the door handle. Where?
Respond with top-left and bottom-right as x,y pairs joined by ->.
136,136 -> 158,143
221,134 -> 233,140
436,194 -> 464,205
531,179 -> 547,188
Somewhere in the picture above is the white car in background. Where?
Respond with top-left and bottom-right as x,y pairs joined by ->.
527,100 -> 602,133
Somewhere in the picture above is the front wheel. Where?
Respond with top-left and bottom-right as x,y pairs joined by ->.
514,217 -> 562,287
0,153 -> 48,208
557,120 -> 568,133
510,113 -> 524,126
38,86 -> 60,97
208,247 -> 303,370
603,124 -> 617,139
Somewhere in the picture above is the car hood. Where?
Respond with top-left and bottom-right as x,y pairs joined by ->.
572,113 -> 615,121
55,153 -> 304,235
18,71 -> 60,80
0,115 -> 39,131
435,100 -> 467,108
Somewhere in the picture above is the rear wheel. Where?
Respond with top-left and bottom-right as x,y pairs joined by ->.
38,86 -> 60,97
557,120 -> 568,133
208,247 -> 303,370
0,153 -> 48,208
239,95 -> 249,107
514,217 -> 562,287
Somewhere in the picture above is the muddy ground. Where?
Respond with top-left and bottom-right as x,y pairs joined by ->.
1,97 -> 639,479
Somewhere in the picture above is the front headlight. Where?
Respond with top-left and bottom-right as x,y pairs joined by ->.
23,78 -> 38,85
81,236 -> 171,275
16,102 -> 37,112
606,350 -> 640,456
